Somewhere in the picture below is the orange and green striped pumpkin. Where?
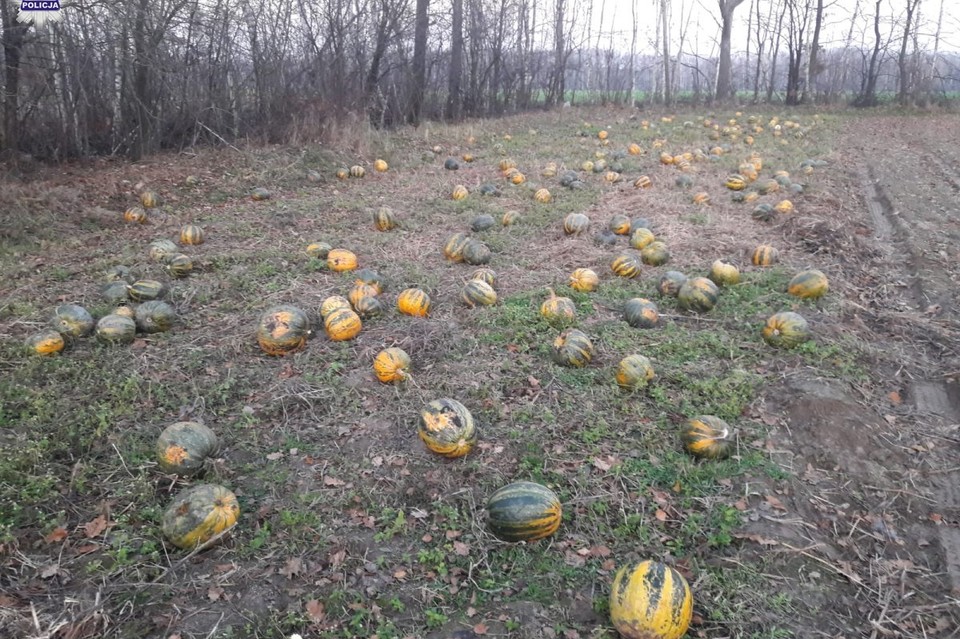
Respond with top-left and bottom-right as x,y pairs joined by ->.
462,239 -> 491,265
609,560 -> 693,639
762,311 -> 810,348
127,279 -> 167,302
563,213 -> 590,236
630,227 -> 655,250
569,268 -> 599,292
348,283 -> 380,309
461,279 -> 498,307
161,484 -> 240,550
616,354 -> 655,390
139,191 -> 160,208
486,481 -> 562,543
374,207 -> 398,231
540,289 -> 576,323
320,295 -> 351,320
677,277 -> 719,313
533,188 -> 552,203
709,260 -> 740,286
611,254 -> 642,279
373,347 -> 411,383
324,308 -> 362,341
150,239 -> 179,262
306,242 -> 332,259
135,300 -> 176,333
624,298 -> 660,329
451,184 -> 469,200
123,206 -> 148,223
443,232 -> 471,262
180,224 -> 205,245
96,314 -> 137,344
633,175 -> 652,189
156,421 -> 220,476
751,245 -> 779,266
502,210 -> 521,226
418,398 -> 477,458
609,214 -> 631,235
640,241 -> 670,267
724,174 -> 747,191
397,288 -> 431,317
251,187 -> 272,200
27,330 -> 66,356
681,415 -> 734,459
350,165 -> 366,178
256,305 -> 310,355
552,328 -> 593,368
470,267 -> 497,287
352,294 -> 383,319
787,269 -> 829,299
165,254 -> 194,278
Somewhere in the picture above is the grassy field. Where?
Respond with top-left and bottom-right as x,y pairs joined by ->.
1,108 -> 956,639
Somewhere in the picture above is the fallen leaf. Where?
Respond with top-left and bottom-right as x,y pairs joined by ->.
266,452 -> 284,461
45,527 -> 68,543
733,499 -> 749,511
371,456 -> 383,467
453,541 -> 470,556
765,495 -> 787,511
393,569 -> 407,580
445,529 -> 461,540
465,606 -> 477,618
323,476 -> 345,487
888,391 -> 902,405
655,509 -> 668,522
208,586 -> 224,601
280,557 -> 303,579
40,564 -> 62,579
601,559 -> 616,571
73,544 -> 98,555
305,599 -> 326,623
474,622 -> 489,635
83,515 -> 108,539
328,549 -> 346,567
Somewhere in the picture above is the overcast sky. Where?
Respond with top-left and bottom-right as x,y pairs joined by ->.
591,0 -> 959,54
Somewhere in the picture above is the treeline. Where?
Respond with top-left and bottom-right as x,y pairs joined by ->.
0,0 -> 955,161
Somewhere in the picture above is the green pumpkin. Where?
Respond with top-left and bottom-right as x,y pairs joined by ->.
443,232 -> 471,262
101,281 -> 131,304
96,314 -> 137,344
563,213 -> 591,235
762,311 -> 811,348
552,328 -> 594,367
623,298 -> 660,329
165,254 -> 194,278
352,295 -> 384,319
161,484 -> 240,550
51,304 -> 94,338
128,280 -> 168,302
150,239 -> 179,262
156,421 -> 220,476
135,300 -> 177,333
677,277 -> 719,313
640,241 -> 670,266
461,279 -> 498,307
104,265 -> 138,284
616,354 -> 655,390
471,214 -> 496,232
681,416 -> 734,459
462,239 -> 491,265
486,481 -> 562,542
752,203 -> 775,222
657,271 -> 688,297
418,398 -> 477,458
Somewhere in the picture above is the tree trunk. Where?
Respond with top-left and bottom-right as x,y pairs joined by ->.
897,0 -> 920,107
855,0 -> 883,107
1,2 -> 30,157
131,0 -> 152,160
715,0 -> 746,103
801,0 -> 824,103
549,0 -> 565,107
661,0 -> 672,105
447,0 -> 464,119
410,0 -> 430,124
766,0 -> 787,102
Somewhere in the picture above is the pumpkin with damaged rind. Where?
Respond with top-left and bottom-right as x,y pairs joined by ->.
751,245 -> 779,266
135,300 -> 176,334
486,481 -> 562,543
51,304 -> 95,338
462,239 -> 491,265
161,484 -> 240,550
657,271 -> 688,297
552,328 -> 593,368
787,269 -> 829,299
156,421 -> 220,476
461,279 -> 498,307
623,298 -> 660,329
762,311 -> 811,348
569,268 -> 599,292
609,560 -> 693,639
611,254 -> 642,279
127,280 -> 167,303
113,305 -> 135,319
96,314 -> 137,344
681,415 -> 734,459
444,233 -> 471,262
150,239 -> 179,262
320,296 -> 351,320
325,308 -> 362,341
629,227 -> 655,250
27,330 -> 66,356
563,213 -> 590,236
540,288 -> 577,323
640,241 -> 670,266
306,242 -> 332,259
609,214 -> 631,235
180,224 -> 204,245
616,354 -> 655,390
774,199 -> 794,214
327,248 -> 358,272
256,305 -> 310,355
418,398 -> 477,458
374,347 -> 411,383
709,260 -> 740,286
397,288 -> 431,317
374,207 -> 398,231
678,277 -> 719,313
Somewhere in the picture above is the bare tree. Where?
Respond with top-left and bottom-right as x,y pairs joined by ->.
661,0 -> 672,104
801,0 -> 825,102
0,3 -> 30,157
897,0 -> 922,106
410,0 -> 430,124
715,0 -> 746,102
854,0 -> 884,106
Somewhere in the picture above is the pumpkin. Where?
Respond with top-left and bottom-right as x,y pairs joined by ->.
640,242 -> 670,267
353,294 -> 383,319
604,171 -> 622,183
628,143 -> 643,155
349,165 -> 366,178
692,192 -> 710,205
752,203 -> 775,222
165,254 -> 194,278
502,210 -> 521,226
161,484 -> 240,550
250,187 -> 272,201
305,170 -> 321,183
659,152 -> 674,165
616,354 -> 655,390
471,214 -> 496,232
559,171 -> 578,187
598,130 -> 608,140
751,245 -> 779,266
581,160 -> 595,173
563,214 -> 590,236
123,206 -> 148,224
756,178 -> 780,194
569,268 -> 599,292
102,281 -> 131,304
681,415 -> 735,459
510,172 -> 526,185
398,288 -> 430,317
623,298 -> 660,329
462,239 -> 491,265
709,260 -> 740,286
452,185 -> 469,200
478,184 -> 501,198
498,158 -> 517,172
156,421 -> 220,476
139,191 -> 160,208
732,190 -> 759,203
738,163 -> 759,181
444,158 -> 460,171
677,277 -> 719,313
374,347 -> 411,383
486,481 -> 562,542
348,283 -> 380,309
674,175 -> 694,189
27,330 -> 66,356
787,269 -> 829,299
51,304 -> 94,338
320,295 -> 351,319
113,305 -> 135,319
470,267 -> 497,287
749,154 -> 763,171
462,153 -> 474,163
354,268 -> 385,293
127,280 -> 167,302
96,314 -> 137,344
180,224 -> 205,245
789,183 -> 805,195
541,162 -> 558,177
611,254 -> 642,279
609,214 -> 631,235
444,232 -> 471,262
629,228 -> 655,250
593,159 -> 608,173
609,560 -> 693,639
325,308 -> 362,341
674,159 -> 692,172
327,248 -> 358,272
534,188 -> 552,203
552,328 -> 593,368
150,239 -> 179,262
135,300 -> 176,333
657,271 -> 688,297
540,289 -> 577,323
774,199 -> 794,214
374,207 -> 398,231
461,279 -> 498,307
724,174 -> 747,191
104,265 -> 138,283
256,305 -> 310,355
374,159 -> 388,172
418,398 -> 477,458
762,311 -> 811,348
336,167 -> 349,180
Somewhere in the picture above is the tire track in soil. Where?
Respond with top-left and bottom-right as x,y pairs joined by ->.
856,155 -> 960,597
